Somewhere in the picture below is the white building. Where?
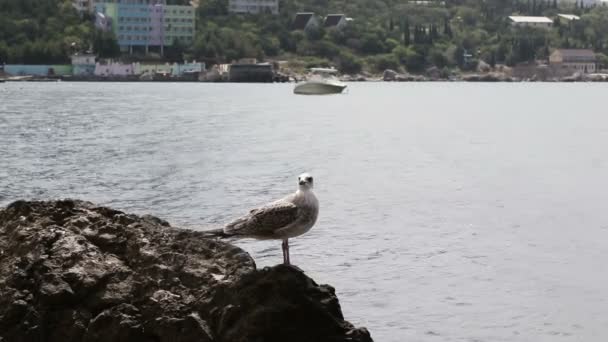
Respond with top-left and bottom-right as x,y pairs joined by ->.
71,54 -> 97,76
72,0 -> 93,13
228,0 -> 279,14
508,16 -> 553,29
557,14 -> 580,22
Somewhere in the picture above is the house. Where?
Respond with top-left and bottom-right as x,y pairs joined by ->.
228,0 -> 279,14
71,54 -> 97,76
293,12 -> 318,31
549,49 -> 596,74
324,14 -> 349,29
508,16 -> 553,29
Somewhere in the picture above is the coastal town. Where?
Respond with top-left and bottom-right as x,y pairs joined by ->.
2,0 -> 608,82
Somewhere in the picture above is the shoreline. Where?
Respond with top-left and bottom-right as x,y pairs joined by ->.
3,77 -> 608,83
3,70 -> 608,83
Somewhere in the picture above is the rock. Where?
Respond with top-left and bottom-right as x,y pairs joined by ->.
477,60 -> 491,73
0,200 -> 372,342
209,265 -> 373,342
462,73 -> 504,82
425,66 -> 441,80
382,69 -> 398,81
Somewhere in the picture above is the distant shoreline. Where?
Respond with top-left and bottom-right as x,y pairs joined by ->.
3,76 -> 608,83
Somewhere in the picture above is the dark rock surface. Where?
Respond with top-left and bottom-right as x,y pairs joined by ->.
0,200 -> 373,342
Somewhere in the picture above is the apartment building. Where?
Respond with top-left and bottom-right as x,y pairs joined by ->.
94,1 -> 195,53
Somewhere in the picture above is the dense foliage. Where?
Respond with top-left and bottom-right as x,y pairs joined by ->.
0,0 -> 99,64
191,0 -> 608,73
2,0 -> 608,73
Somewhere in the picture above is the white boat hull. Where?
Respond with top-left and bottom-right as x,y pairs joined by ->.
294,81 -> 347,95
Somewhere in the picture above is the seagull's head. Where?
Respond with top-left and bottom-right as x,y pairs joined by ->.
298,173 -> 314,190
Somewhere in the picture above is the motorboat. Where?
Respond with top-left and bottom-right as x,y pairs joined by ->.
294,68 -> 347,95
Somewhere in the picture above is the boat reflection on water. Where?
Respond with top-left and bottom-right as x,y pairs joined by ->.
294,68 -> 347,95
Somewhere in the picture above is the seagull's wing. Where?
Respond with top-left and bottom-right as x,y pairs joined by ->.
225,199 -> 299,238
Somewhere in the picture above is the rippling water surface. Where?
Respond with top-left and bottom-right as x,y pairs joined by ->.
2,82 -> 608,341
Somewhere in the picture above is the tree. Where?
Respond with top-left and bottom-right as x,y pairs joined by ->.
402,18 -> 411,46
444,18 -> 453,38
93,30 -> 120,58
165,38 -> 186,62
198,0 -> 227,16
335,51 -> 362,74
489,51 -> 496,68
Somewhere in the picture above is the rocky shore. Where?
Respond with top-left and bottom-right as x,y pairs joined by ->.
0,200 -> 372,342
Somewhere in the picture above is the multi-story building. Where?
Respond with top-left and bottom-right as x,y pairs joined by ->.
94,0 -> 195,53
163,5 -> 196,46
228,0 -> 279,14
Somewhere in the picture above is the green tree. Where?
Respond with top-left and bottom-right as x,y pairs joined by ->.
93,30 -> 120,58
335,51 -> 362,74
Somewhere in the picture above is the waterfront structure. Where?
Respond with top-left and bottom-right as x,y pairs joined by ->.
508,16 -> 553,29
133,61 -> 204,76
549,49 -> 596,73
94,1 -> 195,54
171,61 -> 204,76
4,65 -> 73,76
94,61 -> 136,76
71,54 -> 97,76
229,63 -> 274,82
228,0 -> 279,14
293,13 -> 319,31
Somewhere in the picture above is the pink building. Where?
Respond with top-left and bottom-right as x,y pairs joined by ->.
94,62 -> 136,77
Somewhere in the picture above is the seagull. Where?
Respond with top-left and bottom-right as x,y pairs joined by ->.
205,173 -> 319,265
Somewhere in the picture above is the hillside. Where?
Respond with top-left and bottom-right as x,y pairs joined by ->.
0,0 -> 100,64
2,0 -> 608,73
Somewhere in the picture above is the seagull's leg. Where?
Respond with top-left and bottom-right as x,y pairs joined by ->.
282,239 -> 290,265
286,239 -> 290,265
281,239 -> 287,264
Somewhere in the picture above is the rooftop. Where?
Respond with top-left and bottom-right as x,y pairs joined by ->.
324,14 -> 345,27
554,49 -> 596,58
508,16 -> 553,24
557,14 -> 580,21
293,12 -> 315,30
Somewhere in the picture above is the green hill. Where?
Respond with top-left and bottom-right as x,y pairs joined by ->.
0,0 -> 98,64
2,0 -> 608,73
